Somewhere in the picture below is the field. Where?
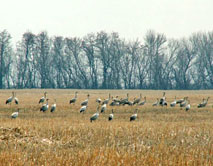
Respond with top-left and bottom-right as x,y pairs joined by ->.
0,89 -> 213,165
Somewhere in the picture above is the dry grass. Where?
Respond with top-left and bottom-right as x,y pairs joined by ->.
0,89 -> 213,165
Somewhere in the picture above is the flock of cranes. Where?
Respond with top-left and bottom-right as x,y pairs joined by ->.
4,91 -> 211,121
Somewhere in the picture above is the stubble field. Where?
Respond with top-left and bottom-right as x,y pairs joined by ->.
0,89 -> 213,166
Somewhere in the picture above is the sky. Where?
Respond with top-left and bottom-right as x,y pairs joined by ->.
0,0 -> 213,44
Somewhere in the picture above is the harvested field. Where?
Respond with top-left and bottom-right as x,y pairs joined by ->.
0,89 -> 213,165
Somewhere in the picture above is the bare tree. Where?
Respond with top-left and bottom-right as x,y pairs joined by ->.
135,46 -> 149,89
63,40 -> 78,88
0,30 -> 13,88
35,31 -> 52,88
189,33 -> 209,89
161,39 -> 179,89
65,37 -> 89,88
52,36 -> 66,88
16,32 -> 37,88
173,39 -> 195,89
2,29 -> 213,90
108,33 -> 124,89
120,40 -> 140,89
144,30 -> 167,89
95,31 -> 113,89
200,32 -> 213,88
82,33 -> 99,89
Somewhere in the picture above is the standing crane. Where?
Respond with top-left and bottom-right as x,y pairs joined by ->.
50,99 -> 57,112
81,94 -> 90,106
180,97 -> 188,108
102,93 -> 111,105
6,92 -> 15,105
39,92 -> 47,104
198,97 -> 210,108
70,92 -> 78,104
152,98 -> 159,106
170,96 -> 177,107
120,93 -> 129,105
108,109 -> 114,121
197,98 -> 205,108
90,105 -> 100,122
101,103 -> 107,113
133,94 -> 142,105
159,92 -> 167,106
185,100 -> 191,111
176,97 -> 187,104
110,96 -> 120,106
130,109 -> 138,121
40,99 -> 49,112
14,92 -> 19,105
139,97 -> 146,105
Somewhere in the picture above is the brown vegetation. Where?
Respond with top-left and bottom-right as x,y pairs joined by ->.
0,89 -> 213,165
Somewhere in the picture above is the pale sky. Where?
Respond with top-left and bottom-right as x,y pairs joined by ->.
0,0 -> 213,43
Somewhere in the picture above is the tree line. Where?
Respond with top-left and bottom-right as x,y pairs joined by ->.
0,29 -> 213,89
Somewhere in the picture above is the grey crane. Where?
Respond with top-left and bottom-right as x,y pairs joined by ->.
11,108 -> 20,119
50,99 -> 57,112
185,100 -> 191,111
170,96 -> 177,107
133,94 -> 142,105
81,94 -> 90,106
159,92 -> 167,106
80,105 -> 87,113
6,92 -> 14,105
102,93 -> 111,105
180,97 -> 188,108
96,97 -> 102,104
108,109 -> 114,121
40,99 -> 49,112
101,103 -> 107,113
90,105 -> 100,122
198,97 -> 210,108
110,96 -> 120,106
70,92 -> 78,104
152,98 -> 159,106
130,109 -> 138,121
39,92 -> 47,104
176,97 -> 187,104
120,93 -> 129,105
139,97 -> 146,105
14,92 -> 19,105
